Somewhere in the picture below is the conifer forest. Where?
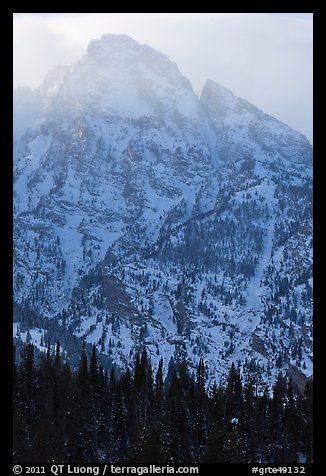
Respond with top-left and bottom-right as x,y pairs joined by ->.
13,343 -> 313,464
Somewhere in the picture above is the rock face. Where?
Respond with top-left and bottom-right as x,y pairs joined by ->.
13,34 -> 312,387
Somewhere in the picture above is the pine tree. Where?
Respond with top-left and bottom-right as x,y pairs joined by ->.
283,377 -> 301,462
109,366 -> 117,392
224,362 -> 243,426
243,377 -> 257,459
78,342 -> 88,388
109,384 -> 127,462
31,349 -> 54,462
153,358 -> 165,426
255,386 -> 269,462
210,381 -> 225,422
13,345 -> 28,461
19,344 -> 37,460
269,373 -> 287,461
192,359 -> 209,461
150,358 -> 169,462
85,344 -> 102,461
167,361 -> 193,463
89,343 -> 101,391
55,340 -> 61,371
165,356 -> 176,391
300,378 -> 313,462
71,344 -> 90,461
133,351 -> 141,390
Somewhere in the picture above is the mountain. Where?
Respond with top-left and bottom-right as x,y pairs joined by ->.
13,34 -> 312,391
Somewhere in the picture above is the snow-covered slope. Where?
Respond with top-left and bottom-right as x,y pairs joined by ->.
201,79 -> 311,165
13,34 -> 312,391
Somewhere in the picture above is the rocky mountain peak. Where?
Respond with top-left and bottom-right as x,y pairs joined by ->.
34,34 -> 199,124
87,34 -> 192,88
13,35 -> 312,391
201,79 -> 235,111
87,34 -> 142,60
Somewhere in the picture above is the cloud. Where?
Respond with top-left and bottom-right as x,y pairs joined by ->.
13,13 -> 312,142
13,14 -> 82,88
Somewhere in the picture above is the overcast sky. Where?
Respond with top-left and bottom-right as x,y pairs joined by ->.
13,13 -> 313,142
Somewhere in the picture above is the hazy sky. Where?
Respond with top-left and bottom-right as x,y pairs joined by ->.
13,13 -> 313,142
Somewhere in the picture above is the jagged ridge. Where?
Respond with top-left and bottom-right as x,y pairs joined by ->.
13,34 -> 312,391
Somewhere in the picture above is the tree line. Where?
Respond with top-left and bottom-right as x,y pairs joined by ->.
13,342 -> 312,464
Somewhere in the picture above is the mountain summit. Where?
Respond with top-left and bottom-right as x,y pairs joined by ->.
39,34 -> 200,125
13,35 -> 312,390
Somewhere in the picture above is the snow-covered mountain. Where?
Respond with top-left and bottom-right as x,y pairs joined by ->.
13,34 -> 312,391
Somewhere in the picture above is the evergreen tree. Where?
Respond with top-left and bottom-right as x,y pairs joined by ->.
55,340 -> 61,371
243,377 -> 257,460
109,384 -> 127,462
299,378 -> 313,462
283,377 -> 301,461
31,349 -> 54,462
192,359 -> 209,461
19,344 -> 37,460
269,373 -> 287,461
71,344 -> 90,461
224,362 -> 243,425
255,386 -> 269,461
